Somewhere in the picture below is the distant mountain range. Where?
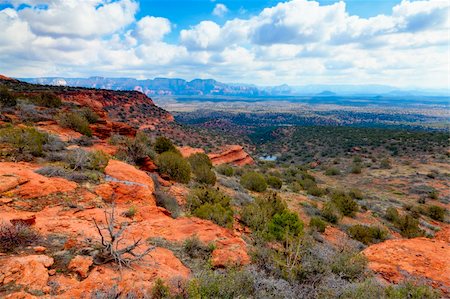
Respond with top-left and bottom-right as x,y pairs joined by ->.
19,77 -> 449,97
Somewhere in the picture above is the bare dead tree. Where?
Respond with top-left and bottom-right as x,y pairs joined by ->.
92,201 -> 154,269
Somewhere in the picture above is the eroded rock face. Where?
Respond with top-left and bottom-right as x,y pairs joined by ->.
0,162 -> 77,198
36,121 -> 82,142
0,255 -> 54,293
208,145 -> 254,166
177,146 -> 205,158
68,255 -> 93,279
105,159 -> 155,193
363,232 -> 450,293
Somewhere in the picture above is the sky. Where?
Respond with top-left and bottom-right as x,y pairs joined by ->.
0,0 -> 449,88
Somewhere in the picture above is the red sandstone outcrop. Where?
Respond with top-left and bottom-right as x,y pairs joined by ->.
177,146 -> 205,158
363,231 -> 450,293
208,145 -> 254,166
0,162 -> 77,198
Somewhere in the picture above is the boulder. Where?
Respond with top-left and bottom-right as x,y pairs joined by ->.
68,255 -> 93,279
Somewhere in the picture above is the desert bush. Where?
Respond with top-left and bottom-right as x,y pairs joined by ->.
57,111 -> 92,136
268,211 -> 303,240
194,203 -> 234,228
115,132 -> 154,164
241,192 -> 287,238
396,214 -> 423,238
385,207 -> 399,222
189,153 -> 216,185
216,164 -> 234,176
385,280 -> 440,299
0,126 -> 49,159
154,136 -> 177,154
351,163 -> 362,174
154,190 -> 180,218
0,222 -> 41,252
78,107 -> 99,123
122,206 -> 137,218
427,205 -> 445,221
65,149 -> 109,172
156,151 -> 191,183
151,278 -> 170,299
183,235 -> 214,259
331,191 -> 359,216
306,185 -> 325,197
0,88 -> 17,107
266,175 -> 282,189
325,167 -> 340,176
348,225 -> 388,245
240,171 -> 267,192
321,201 -> 341,224
187,187 -> 233,227
309,216 -> 327,233
330,247 -> 367,281
380,158 -> 392,169
188,269 -> 254,299
349,188 -> 364,200
188,153 -> 212,169
29,92 -> 62,108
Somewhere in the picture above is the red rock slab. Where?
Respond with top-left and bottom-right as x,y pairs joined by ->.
68,255 -> 93,278
36,121 -> 82,142
0,255 -> 53,292
0,162 -> 77,199
95,182 -> 155,205
50,247 -> 189,298
177,146 -> 205,158
86,142 -> 118,156
0,175 -> 21,193
105,160 -> 155,193
208,145 -> 254,166
363,237 -> 450,292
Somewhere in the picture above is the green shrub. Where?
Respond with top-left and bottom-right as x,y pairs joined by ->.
0,88 -> 17,107
268,211 -> 303,240
380,158 -> 392,169
151,278 -> 170,299
66,149 -> 109,172
29,92 -> 62,108
241,192 -> 287,237
348,225 -> 388,245
240,171 -> 267,192
306,185 -> 325,197
189,153 -> 216,185
193,203 -> 233,228
78,107 -> 99,123
154,136 -> 177,154
331,191 -> 359,217
0,126 -> 48,159
188,269 -> 254,299
156,151 -> 191,183
114,132 -> 154,164
351,163 -> 362,174
123,206 -> 137,218
57,112 -> 92,136
325,167 -> 340,176
188,153 -> 212,169
216,164 -> 234,176
309,216 -> 327,233
385,281 -> 440,299
183,235 -> 214,259
429,190 -> 439,200
266,175 -> 282,189
187,187 -> 233,227
349,188 -> 363,200
427,205 -> 445,221
396,214 -> 423,238
331,248 -> 367,281
385,207 -> 399,222
321,201 -> 341,224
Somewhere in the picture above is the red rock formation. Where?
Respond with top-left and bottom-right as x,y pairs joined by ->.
208,145 -> 254,166
36,121 -> 82,142
363,231 -> 450,293
177,146 -> 205,158
0,162 -> 77,198
0,74 -> 16,81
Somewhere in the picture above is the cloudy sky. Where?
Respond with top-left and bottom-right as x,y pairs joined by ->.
0,0 -> 449,88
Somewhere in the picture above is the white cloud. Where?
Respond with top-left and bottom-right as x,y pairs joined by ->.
134,16 -> 171,44
0,0 -> 448,88
212,3 -> 228,17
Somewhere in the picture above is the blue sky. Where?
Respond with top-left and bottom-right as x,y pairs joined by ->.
0,0 -> 449,88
